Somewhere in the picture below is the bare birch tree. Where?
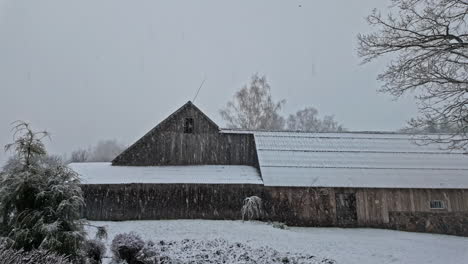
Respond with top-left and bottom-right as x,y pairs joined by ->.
220,74 -> 286,130
358,0 -> 468,149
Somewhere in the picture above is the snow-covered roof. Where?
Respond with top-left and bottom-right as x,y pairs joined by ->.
251,131 -> 468,188
69,163 -> 262,185
71,131 -> 468,188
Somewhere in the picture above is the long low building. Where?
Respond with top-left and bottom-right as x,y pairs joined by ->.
72,101 -> 468,236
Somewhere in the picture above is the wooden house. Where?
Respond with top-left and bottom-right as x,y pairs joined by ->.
71,101 -> 468,236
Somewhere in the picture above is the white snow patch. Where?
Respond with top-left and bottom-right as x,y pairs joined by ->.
70,162 -> 262,185
89,220 -> 468,264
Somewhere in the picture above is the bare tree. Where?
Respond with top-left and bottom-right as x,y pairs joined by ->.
287,107 -> 345,132
69,148 -> 89,163
4,121 -> 49,167
220,74 -> 286,130
358,0 -> 468,149
400,117 -> 458,133
88,140 -> 125,162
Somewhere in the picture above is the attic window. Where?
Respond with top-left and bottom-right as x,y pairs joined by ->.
430,200 -> 445,209
184,118 -> 194,133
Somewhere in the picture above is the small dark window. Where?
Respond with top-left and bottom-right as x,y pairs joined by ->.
430,200 -> 445,209
184,118 -> 194,133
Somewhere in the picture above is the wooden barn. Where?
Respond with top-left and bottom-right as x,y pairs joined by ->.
71,101 -> 468,236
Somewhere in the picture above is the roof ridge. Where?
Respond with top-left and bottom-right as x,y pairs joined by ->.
221,128 -> 455,136
257,149 -> 464,155
261,165 -> 468,170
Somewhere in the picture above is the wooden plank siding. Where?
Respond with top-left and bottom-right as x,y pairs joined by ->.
112,102 -> 259,168
81,185 -> 468,235
351,188 -> 468,226
82,184 -> 468,225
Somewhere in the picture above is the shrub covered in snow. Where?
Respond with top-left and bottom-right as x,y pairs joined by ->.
241,196 -> 266,221
271,222 -> 288,230
119,238 -> 335,264
133,240 -> 159,264
0,245 -> 72,264
83,239 -> 106,264
111,232 -> 145,264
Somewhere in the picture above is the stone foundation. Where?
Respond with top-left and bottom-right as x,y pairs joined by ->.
388,211 -> 468,237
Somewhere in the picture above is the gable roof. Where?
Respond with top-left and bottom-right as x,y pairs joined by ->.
247,131 -> 468,188
169,101 -> 220,130
109,101 -> 468,189
112,101 -> 219,164
142,100 -> 219,134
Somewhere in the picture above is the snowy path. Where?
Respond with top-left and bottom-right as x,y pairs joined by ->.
89,220 -> 468,264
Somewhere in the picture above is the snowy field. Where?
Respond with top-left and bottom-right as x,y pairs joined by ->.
89,220 -> 468,264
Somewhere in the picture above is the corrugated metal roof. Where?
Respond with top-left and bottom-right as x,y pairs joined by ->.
252,131 -> 468,188
70,162 -> 262,185
260,167 -> 468,188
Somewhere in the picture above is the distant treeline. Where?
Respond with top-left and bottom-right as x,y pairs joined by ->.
69,139 -> 125,163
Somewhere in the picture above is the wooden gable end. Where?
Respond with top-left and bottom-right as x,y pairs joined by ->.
112,101 -> 220,166
154,101 -> 219,134
112,101 -> 259,167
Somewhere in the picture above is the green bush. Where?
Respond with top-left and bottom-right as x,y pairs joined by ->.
0,122 -> 86,262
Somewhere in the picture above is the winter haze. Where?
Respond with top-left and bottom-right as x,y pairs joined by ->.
0,0 -> 417,165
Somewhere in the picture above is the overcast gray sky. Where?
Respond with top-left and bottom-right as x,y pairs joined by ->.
0,0 -> 418,164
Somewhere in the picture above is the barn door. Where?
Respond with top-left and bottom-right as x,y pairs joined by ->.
335,193 -> 357,226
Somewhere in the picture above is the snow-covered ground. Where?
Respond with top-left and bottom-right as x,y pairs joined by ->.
89,220 -> 468,264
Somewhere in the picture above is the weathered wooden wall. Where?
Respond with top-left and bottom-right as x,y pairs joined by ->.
116,132 -> 259,167
265,187 -> 336,226
112,102 -> 259,167
113,132 -> 258,167
81,184 -> 335,226
82,184 -> 468,236
335,188 -> 468,236
353,188 -> 468,227
81,184 -> 261,220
